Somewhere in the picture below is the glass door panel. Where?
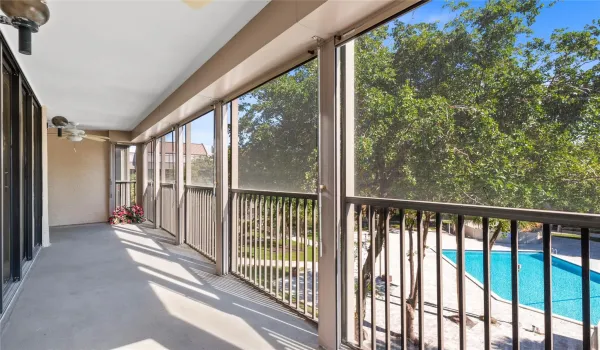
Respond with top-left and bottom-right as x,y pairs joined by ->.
2,65 -> 11,287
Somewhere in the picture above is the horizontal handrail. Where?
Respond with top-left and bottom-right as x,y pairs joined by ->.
116,180 -> 136,184
185,184 -> 214,190
231,188 -> 318,200
160,182 -> 175,187
346,196 -> 600,228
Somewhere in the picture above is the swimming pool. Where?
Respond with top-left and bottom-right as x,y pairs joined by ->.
443,250 -> 600,323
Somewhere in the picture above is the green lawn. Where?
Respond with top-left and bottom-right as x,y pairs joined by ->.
238,235 -> 318,261
240,242 -> 317,262
552,232 -> 600,243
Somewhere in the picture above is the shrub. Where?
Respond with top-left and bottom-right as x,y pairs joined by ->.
109,205 -> 145,225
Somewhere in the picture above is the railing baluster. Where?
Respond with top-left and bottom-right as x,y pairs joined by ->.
436,212 -> 444,350
191,189 -> 195,250
399,209 -> 407,350
511,219 -> 520,350
235,193 -> 239,272
288,197 -> 293,306
384,207 -> 391,350
259,196 -> 263,288
211,189 -> 215,259
244,194 -> 248,279
246,194 -> 250,278
202,189 -> 205,253
312,198 -> 317,320
457,214 -> 466,350
276,196 -> 281,298
254,195 -> 258,283
205,189 -> 208,254
357,205 -> 363,348
268,196 -> 272,293
264,195 -> 268,290
417,210 -> 424,350
282,197 -> 287,302
304,198 -> 308,315
483,217 -> 491,350
582,227 -> 591,350
543,223 -> 552,350
206,189 -> 208,255
370,206 -> 376,349
196,189 -> 200,252
208,189 -> 211,257
296,197 -> 300,309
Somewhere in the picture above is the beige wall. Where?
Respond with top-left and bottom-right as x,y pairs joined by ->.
48,131 -> 110,226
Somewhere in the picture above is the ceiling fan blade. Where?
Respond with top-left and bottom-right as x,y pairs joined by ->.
182,0 -> 211,9
88,134 -> 110,140
82,135 -> 108,142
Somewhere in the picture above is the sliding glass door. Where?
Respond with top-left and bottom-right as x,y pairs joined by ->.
2,63 -> 12,289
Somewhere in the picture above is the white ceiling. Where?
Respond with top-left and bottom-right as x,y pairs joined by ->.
0,0 -> 269,130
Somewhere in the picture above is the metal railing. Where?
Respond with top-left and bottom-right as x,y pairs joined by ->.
160,183 -> 176,235
144,182 -> 155,223
116,181 -> 136,208
344,196 -> 600,350
231,189 -> 320,321
185,185 -> 216,261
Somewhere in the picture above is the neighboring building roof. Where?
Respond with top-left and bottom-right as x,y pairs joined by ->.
128,142 -> 209,165
159,142 -> 208,156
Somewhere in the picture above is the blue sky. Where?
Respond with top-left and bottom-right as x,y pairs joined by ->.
160,110 -> 214,153
393,0 -> 600,41
181,0 -> 600,149
184,111 -> 214,153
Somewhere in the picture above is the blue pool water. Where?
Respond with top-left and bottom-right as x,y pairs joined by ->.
443,250 -> 600,323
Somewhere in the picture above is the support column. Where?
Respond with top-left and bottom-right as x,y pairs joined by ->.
231,99 -> 238,190
341,40 -> 356,343
318,38 -> 341,349
230,100 -> 239,272
136,143 -> 145,207
215,102 -> 229,275
185,123 -> 191,244
176,125 -> 184,245
41,106 -> 49,247
109,143 -> 115,214
153,138 -> 161,229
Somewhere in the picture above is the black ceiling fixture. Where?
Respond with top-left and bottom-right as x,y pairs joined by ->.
0,0 -> 50,55
51,116 -> 68,137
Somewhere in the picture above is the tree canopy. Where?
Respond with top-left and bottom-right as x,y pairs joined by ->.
237,0 -> 600,214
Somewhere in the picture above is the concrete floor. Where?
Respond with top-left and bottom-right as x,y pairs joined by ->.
1,223 -> 318,350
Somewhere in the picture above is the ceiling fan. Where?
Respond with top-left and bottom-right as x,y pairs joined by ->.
49,116 -> 110,143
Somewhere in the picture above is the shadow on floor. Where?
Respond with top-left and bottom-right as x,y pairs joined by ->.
1,222 -> 318,350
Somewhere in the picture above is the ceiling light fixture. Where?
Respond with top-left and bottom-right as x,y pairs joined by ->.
0,0 -> 50,55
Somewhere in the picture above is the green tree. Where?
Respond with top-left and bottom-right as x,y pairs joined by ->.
353,0 -> 600,344
232,0 -> 600,345
237,60 -> 318,193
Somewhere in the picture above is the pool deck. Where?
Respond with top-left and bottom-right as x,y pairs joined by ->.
359,229 -> 598,349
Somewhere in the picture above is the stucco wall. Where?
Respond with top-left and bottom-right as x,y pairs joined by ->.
48,131 -> 110,226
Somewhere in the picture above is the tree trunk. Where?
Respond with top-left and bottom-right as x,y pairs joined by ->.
355,208 -> 387,343
406,223 -> 419,344
354,210 -> 429,346
489,221 -> 503,250
404,213 -> 431,345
